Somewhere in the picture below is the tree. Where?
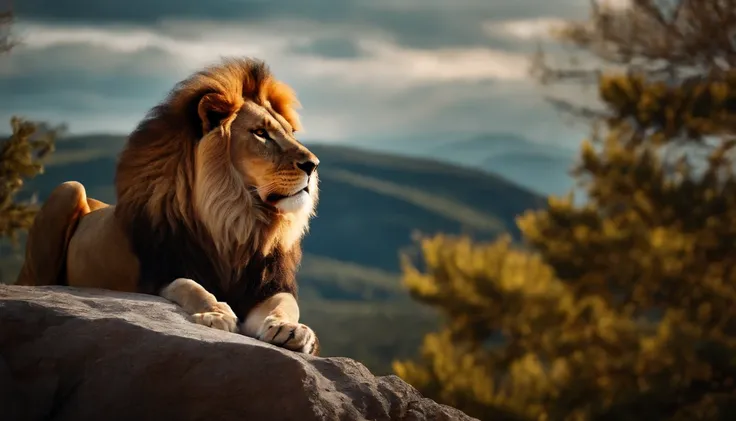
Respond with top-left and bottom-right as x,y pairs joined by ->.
0,10 -> 61,251
0,118 -> 58,244
393,1 -> 736,420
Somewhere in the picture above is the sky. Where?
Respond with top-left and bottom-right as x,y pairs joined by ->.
1,0 -> 623,149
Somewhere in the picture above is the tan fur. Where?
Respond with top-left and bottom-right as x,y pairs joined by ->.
243,292 -> 318,355
161,278 -> 238,332
16,181 -> 91,286
17,58 -> 321,353
65,206 -> 139,291
242,292 -> 300,336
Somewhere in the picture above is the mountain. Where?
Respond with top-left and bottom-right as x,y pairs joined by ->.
482,151 -> 576,197
349,132 -> 578,197
1,134 -> 545,374
431,133 -> 572,163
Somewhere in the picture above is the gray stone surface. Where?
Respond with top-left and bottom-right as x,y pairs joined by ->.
0,285 -> 477,421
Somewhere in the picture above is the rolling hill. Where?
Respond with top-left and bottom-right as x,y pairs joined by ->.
350,132 -> 579,197
1,134 -> 546,373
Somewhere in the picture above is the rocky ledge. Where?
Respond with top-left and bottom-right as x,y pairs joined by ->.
0,285 -> 476,421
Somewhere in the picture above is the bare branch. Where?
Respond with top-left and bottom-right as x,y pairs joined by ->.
0,4 -> 16,54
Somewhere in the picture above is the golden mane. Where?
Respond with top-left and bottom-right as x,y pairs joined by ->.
114,58 -> 304,265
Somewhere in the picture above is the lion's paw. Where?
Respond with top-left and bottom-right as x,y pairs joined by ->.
192,302 -> 238,333
256,318 -> 319,355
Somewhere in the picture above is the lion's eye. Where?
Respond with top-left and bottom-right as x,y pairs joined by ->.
252,128 -> 269,139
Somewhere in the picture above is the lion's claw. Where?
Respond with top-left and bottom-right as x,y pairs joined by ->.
257,318 -> 319,355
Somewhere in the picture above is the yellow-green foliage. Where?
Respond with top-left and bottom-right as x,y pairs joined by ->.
0,117 -> 58,244
394,1 -> 736,416
598,72 -> 736,141
394,76 -> 736,421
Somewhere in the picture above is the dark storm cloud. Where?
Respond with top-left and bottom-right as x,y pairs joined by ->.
16,0 -> 576,22
15,0 -> 270,24
17,0 -> 587,49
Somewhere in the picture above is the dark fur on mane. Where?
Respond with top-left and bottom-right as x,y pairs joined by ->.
125,211 -> 301,321
113,57 -> 303,320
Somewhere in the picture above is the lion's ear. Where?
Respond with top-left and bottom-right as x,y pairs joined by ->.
197,93 -> 239,134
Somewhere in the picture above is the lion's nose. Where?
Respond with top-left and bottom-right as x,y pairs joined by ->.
296,158 -> 319,176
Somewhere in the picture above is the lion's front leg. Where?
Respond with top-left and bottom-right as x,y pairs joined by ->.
241,292 -> 320,355
160,278 -> 238,333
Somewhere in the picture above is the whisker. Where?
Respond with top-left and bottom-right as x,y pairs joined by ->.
248,180 -> 276,189
249,180 -> 279,197
249,182 -> 277,192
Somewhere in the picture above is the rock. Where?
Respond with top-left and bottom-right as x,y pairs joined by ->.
0,285 -> 477,421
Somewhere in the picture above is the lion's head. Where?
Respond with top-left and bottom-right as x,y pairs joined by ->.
115,58 -> 319,265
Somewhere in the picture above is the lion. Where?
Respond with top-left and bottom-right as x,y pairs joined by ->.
16,57 -> 321,355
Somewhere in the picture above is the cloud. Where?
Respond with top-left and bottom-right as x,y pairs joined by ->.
597,0 -> 633,11
16,0 -> 592,50
295,42 -> 531,87
10,20 -> 533,86
485,18 -> 567,41
1,2 -> 594,147
13,21 -> 288,70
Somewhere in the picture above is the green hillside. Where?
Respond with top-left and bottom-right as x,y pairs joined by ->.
2,134 -> 545,373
